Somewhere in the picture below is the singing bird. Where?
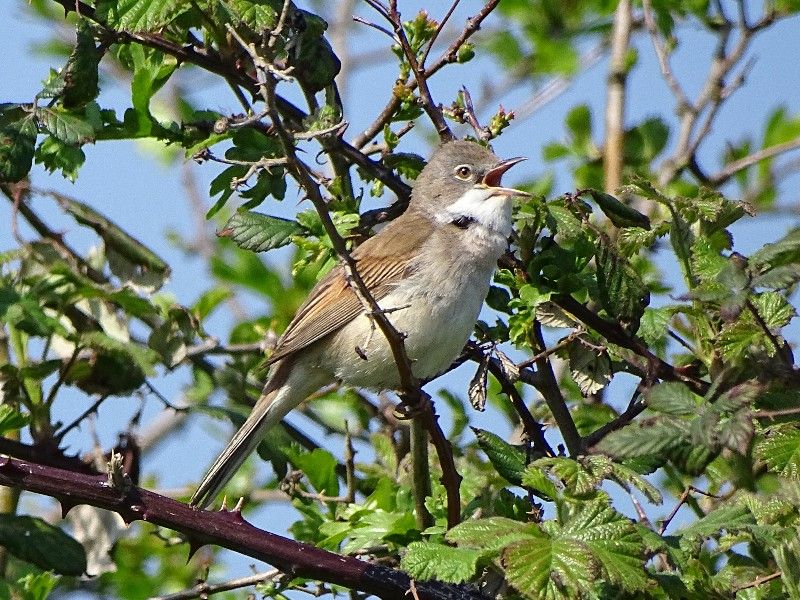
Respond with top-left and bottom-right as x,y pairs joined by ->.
191,140 -> 526,508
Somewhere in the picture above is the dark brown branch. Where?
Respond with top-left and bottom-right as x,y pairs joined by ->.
0,457 -> 485,600
552,293 -> 710,395
531,322 -> 582,456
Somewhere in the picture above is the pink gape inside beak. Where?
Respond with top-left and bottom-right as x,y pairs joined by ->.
482,156 -> 528,196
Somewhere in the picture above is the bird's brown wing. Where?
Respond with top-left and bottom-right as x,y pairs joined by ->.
266,211 -> 432,364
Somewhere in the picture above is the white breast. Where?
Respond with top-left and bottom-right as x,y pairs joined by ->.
325,193 -> 512,390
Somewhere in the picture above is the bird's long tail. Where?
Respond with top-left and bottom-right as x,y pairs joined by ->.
190,363 -> 319,509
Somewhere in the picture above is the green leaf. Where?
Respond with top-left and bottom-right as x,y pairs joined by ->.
219,211 -> 304,253
598,418 -> 685,461
756,425 -> 800,479
223,0 -> 280,30
751,228 -> 800,270
533,456 -> 612,497
0,117 -> 37,182
646,382 -> 700,416
568,342 -> 612,395
566,104 -> 592,150
35,135 -> 86,182
504,531 -> 594,600
0,514 -> 86,576
36,107 -> 94,144
287,448 -> 339,498
0,284 -> 68,337
561,501 -> 648,591
595,236 -> 650,329
0,404 -> 29,435
521,465 -> 560,501
752,291 -> 796,329
400,541 -> 485,583
587,190 -> 651,230
15,572 -> 60,600
62,24 -> 101,108
473,427 -> 527,486
446,516 -> 532,550
98,0 -> 190,32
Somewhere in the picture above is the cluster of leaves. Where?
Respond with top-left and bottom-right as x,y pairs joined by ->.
3,0 -> 800,599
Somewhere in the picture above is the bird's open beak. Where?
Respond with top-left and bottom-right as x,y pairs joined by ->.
481,156 -> 529,197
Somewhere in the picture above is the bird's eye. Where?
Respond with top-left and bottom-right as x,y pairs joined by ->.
454,165 -> 472,180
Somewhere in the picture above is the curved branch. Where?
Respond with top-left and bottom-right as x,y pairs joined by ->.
0,457 -> 485,600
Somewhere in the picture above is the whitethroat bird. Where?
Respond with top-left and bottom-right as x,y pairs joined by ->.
191,140 -> 527,508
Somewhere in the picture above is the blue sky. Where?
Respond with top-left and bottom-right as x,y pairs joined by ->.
3,0 -> 800,581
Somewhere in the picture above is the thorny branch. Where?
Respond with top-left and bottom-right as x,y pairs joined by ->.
0,457 -> 486,600
225,18 -> 462,528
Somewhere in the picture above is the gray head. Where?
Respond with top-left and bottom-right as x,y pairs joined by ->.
410,140 -> 526,213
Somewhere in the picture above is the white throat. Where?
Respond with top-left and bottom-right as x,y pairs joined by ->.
436,187 -> 514,238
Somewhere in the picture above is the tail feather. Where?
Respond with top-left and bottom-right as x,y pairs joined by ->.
191,356 -> 313,509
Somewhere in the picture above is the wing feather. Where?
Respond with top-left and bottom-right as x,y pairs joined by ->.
267,211 -> 432,364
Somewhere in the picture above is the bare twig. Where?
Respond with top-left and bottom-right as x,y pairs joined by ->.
658,485 -> 718,535
603,0 -> 632,192
709,137 -> 800,185
152,569 -> 282,600
733,571 -> 782,592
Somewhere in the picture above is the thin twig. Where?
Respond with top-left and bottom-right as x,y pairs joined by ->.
658,485 -> 718,535
733,571 -> 782,591
383,1 -> 454,141
603,0 -> 632,192
710,137 -> 800,185
352,0 -> 500,148
152,569 -> 282,600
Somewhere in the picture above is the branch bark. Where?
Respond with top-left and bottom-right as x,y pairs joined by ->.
0,457 -> 485,600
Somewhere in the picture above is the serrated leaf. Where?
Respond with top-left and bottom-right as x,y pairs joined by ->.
36,107 -> 94,144
219,211 -> 304,253
752,290 -> 796,329
473,427 -> 527,486
504,531 -> 594,600
647,382 -> 700,416
636,306 -> 673,348
751,228 -> 800,270
400,541 -> 485,583
520,465 -> 559,501
534,456 -> 612,497
568,342 -> 612,395
98,0 -> 190,32
446,517 -> 535,552
608,462 -> 662,504
547,204 -> 586,242
561,501 -> 648,591
595,237 -> 649,329
224,0 -> 279,30
756,425 -> 800,479
0,117 -> 37,182
598,418 -> 685,460
0,515 -> 86,576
